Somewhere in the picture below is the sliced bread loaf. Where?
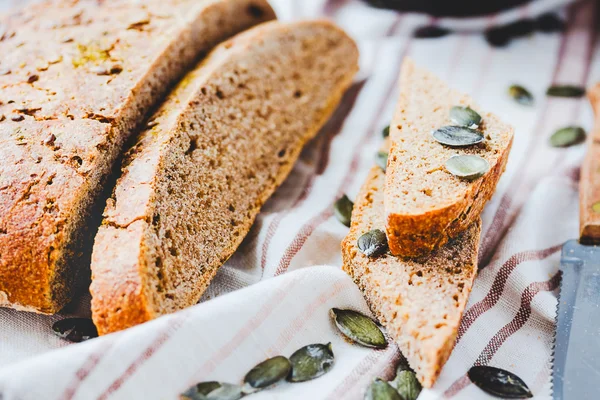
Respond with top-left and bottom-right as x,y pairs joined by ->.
90,20 -> 359,335
342,144 -> 480,387
0,0 -> 274,313
384,58 -> 513,258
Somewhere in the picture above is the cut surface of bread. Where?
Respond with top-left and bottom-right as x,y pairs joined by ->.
342,148 -> 480,387
90,20 -> 359,335
0,0 -> 275,313
384,58 -> 513,258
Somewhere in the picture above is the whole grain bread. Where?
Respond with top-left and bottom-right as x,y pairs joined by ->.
0,0 -> 275,313
342,142 -> 481,387
384,58 -> 513,258
90,20 -> 359,335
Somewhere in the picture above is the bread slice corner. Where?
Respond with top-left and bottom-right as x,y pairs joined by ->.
384,58 -> 512,258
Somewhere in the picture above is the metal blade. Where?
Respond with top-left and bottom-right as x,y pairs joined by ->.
553,240 -> 600,400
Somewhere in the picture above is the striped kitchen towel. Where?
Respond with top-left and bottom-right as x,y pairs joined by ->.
0,0 -> 597,398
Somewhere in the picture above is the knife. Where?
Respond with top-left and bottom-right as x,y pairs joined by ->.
553,84 -> 600,400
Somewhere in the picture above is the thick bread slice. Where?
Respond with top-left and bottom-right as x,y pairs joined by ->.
90,20 -> 359,335
0,0 -> 275,313
384,58 -> 513,258
342,148 -> 480,387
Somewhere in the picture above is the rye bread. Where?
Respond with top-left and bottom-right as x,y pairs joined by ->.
0,0 -> 275,314
342,142 -> 480,387
384,58 -> 513,258
90,20 -> 359,335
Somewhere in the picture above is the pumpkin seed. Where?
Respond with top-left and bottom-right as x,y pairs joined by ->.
334,195 -> 354,227
445,155 -> 489,180
357,229 -> 388,258
205,383 -> 244,400
244,355 -> 291,390
288,343 -> 335,382
375,151 -> 388,172
508,85 -> 534,106
382,125 -> 390,138
485,26 -> 512,47
592,202 -> 600,214
52,318 -> 98,342
546,85 -> 585,98
330,308 -> 387,349
468,366 -> 533,399
535,13 -> 565,33
390,370 -> 422,400
549,126 -> 586,147
449,106 -> 482,129
365,378 -> 402,400
413,25 -> 451,39
432,126 -> 484,147
181,381 -> 221,399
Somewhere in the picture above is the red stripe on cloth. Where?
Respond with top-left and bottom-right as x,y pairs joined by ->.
478,2 -> 594,266
96,313 -> 189,400
274,24 -> 411,276
260,80 -> 367,272
444,273 -> 561,398
323,0 -> 349,17
60,342 -> 115,400
456,244 -> 561,342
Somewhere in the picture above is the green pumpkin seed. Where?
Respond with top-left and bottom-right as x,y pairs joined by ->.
549,126 -> 586,147
449,106 -> 482,129
330,308 -> 387,349
244,355 -> 291,390
181,382 -> 244,400
390,370 -> 422,400
375,151 -> 389,172
52,318 -> 98,343
508,85 -> 534,106
357,229 -> 388,258
383,125 -> 390,138
546,85 -> 586,98
445,155 -> 489,180
288,343 -> 335,382
364,378 -> 402,400
432,126 -> 484,147
592,202 -> 600,214
334,195 -> 354,227
468,366 -> 533,399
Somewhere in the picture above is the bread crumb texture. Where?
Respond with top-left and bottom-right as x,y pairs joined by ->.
90,20 -> 359,334
342,153 -> 480,388
384,58 -> 513,258
0,0 -> 275,313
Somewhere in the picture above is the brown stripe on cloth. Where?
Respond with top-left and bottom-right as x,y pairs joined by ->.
274,23 -> 411,277
324,0 -> 350,17
478,1 -> 598,267
456,244 -> 562,343
260,79 -> 367,273
443,273 -> 561,398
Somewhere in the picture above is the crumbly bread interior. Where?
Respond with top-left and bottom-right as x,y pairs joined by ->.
342,147 -> 480,387
91,21 -> 359,333
0,0 -> 275,313
384,58 -> 512,257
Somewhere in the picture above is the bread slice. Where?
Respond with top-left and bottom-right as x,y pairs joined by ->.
0,0 -> 275,313
342,144 -> 480,387
384,58 -> 513,258
90,20 -> 359,335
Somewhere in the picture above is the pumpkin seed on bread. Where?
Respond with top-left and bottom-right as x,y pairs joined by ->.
342,143 -> 481,387
90,20 -> 359,334
384,58 -> 513,258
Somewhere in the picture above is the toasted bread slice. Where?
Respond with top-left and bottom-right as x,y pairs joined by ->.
90,20 -> 359,334
342,144 -> 480,387
384,58 -> 512,258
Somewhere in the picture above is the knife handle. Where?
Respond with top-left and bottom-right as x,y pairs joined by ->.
580,83 -> 600,244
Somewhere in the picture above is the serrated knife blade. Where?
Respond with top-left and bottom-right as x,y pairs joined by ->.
553,240 -> 600,400
552,84 -> 600,400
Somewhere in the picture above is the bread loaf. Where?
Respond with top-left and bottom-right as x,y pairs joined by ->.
0,0 -> 275,313
342,141 -> 480,387
90,20 -> 359,334
384,58 -> 513,258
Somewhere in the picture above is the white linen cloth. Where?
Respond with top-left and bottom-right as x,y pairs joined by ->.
0,0 -> 598,398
